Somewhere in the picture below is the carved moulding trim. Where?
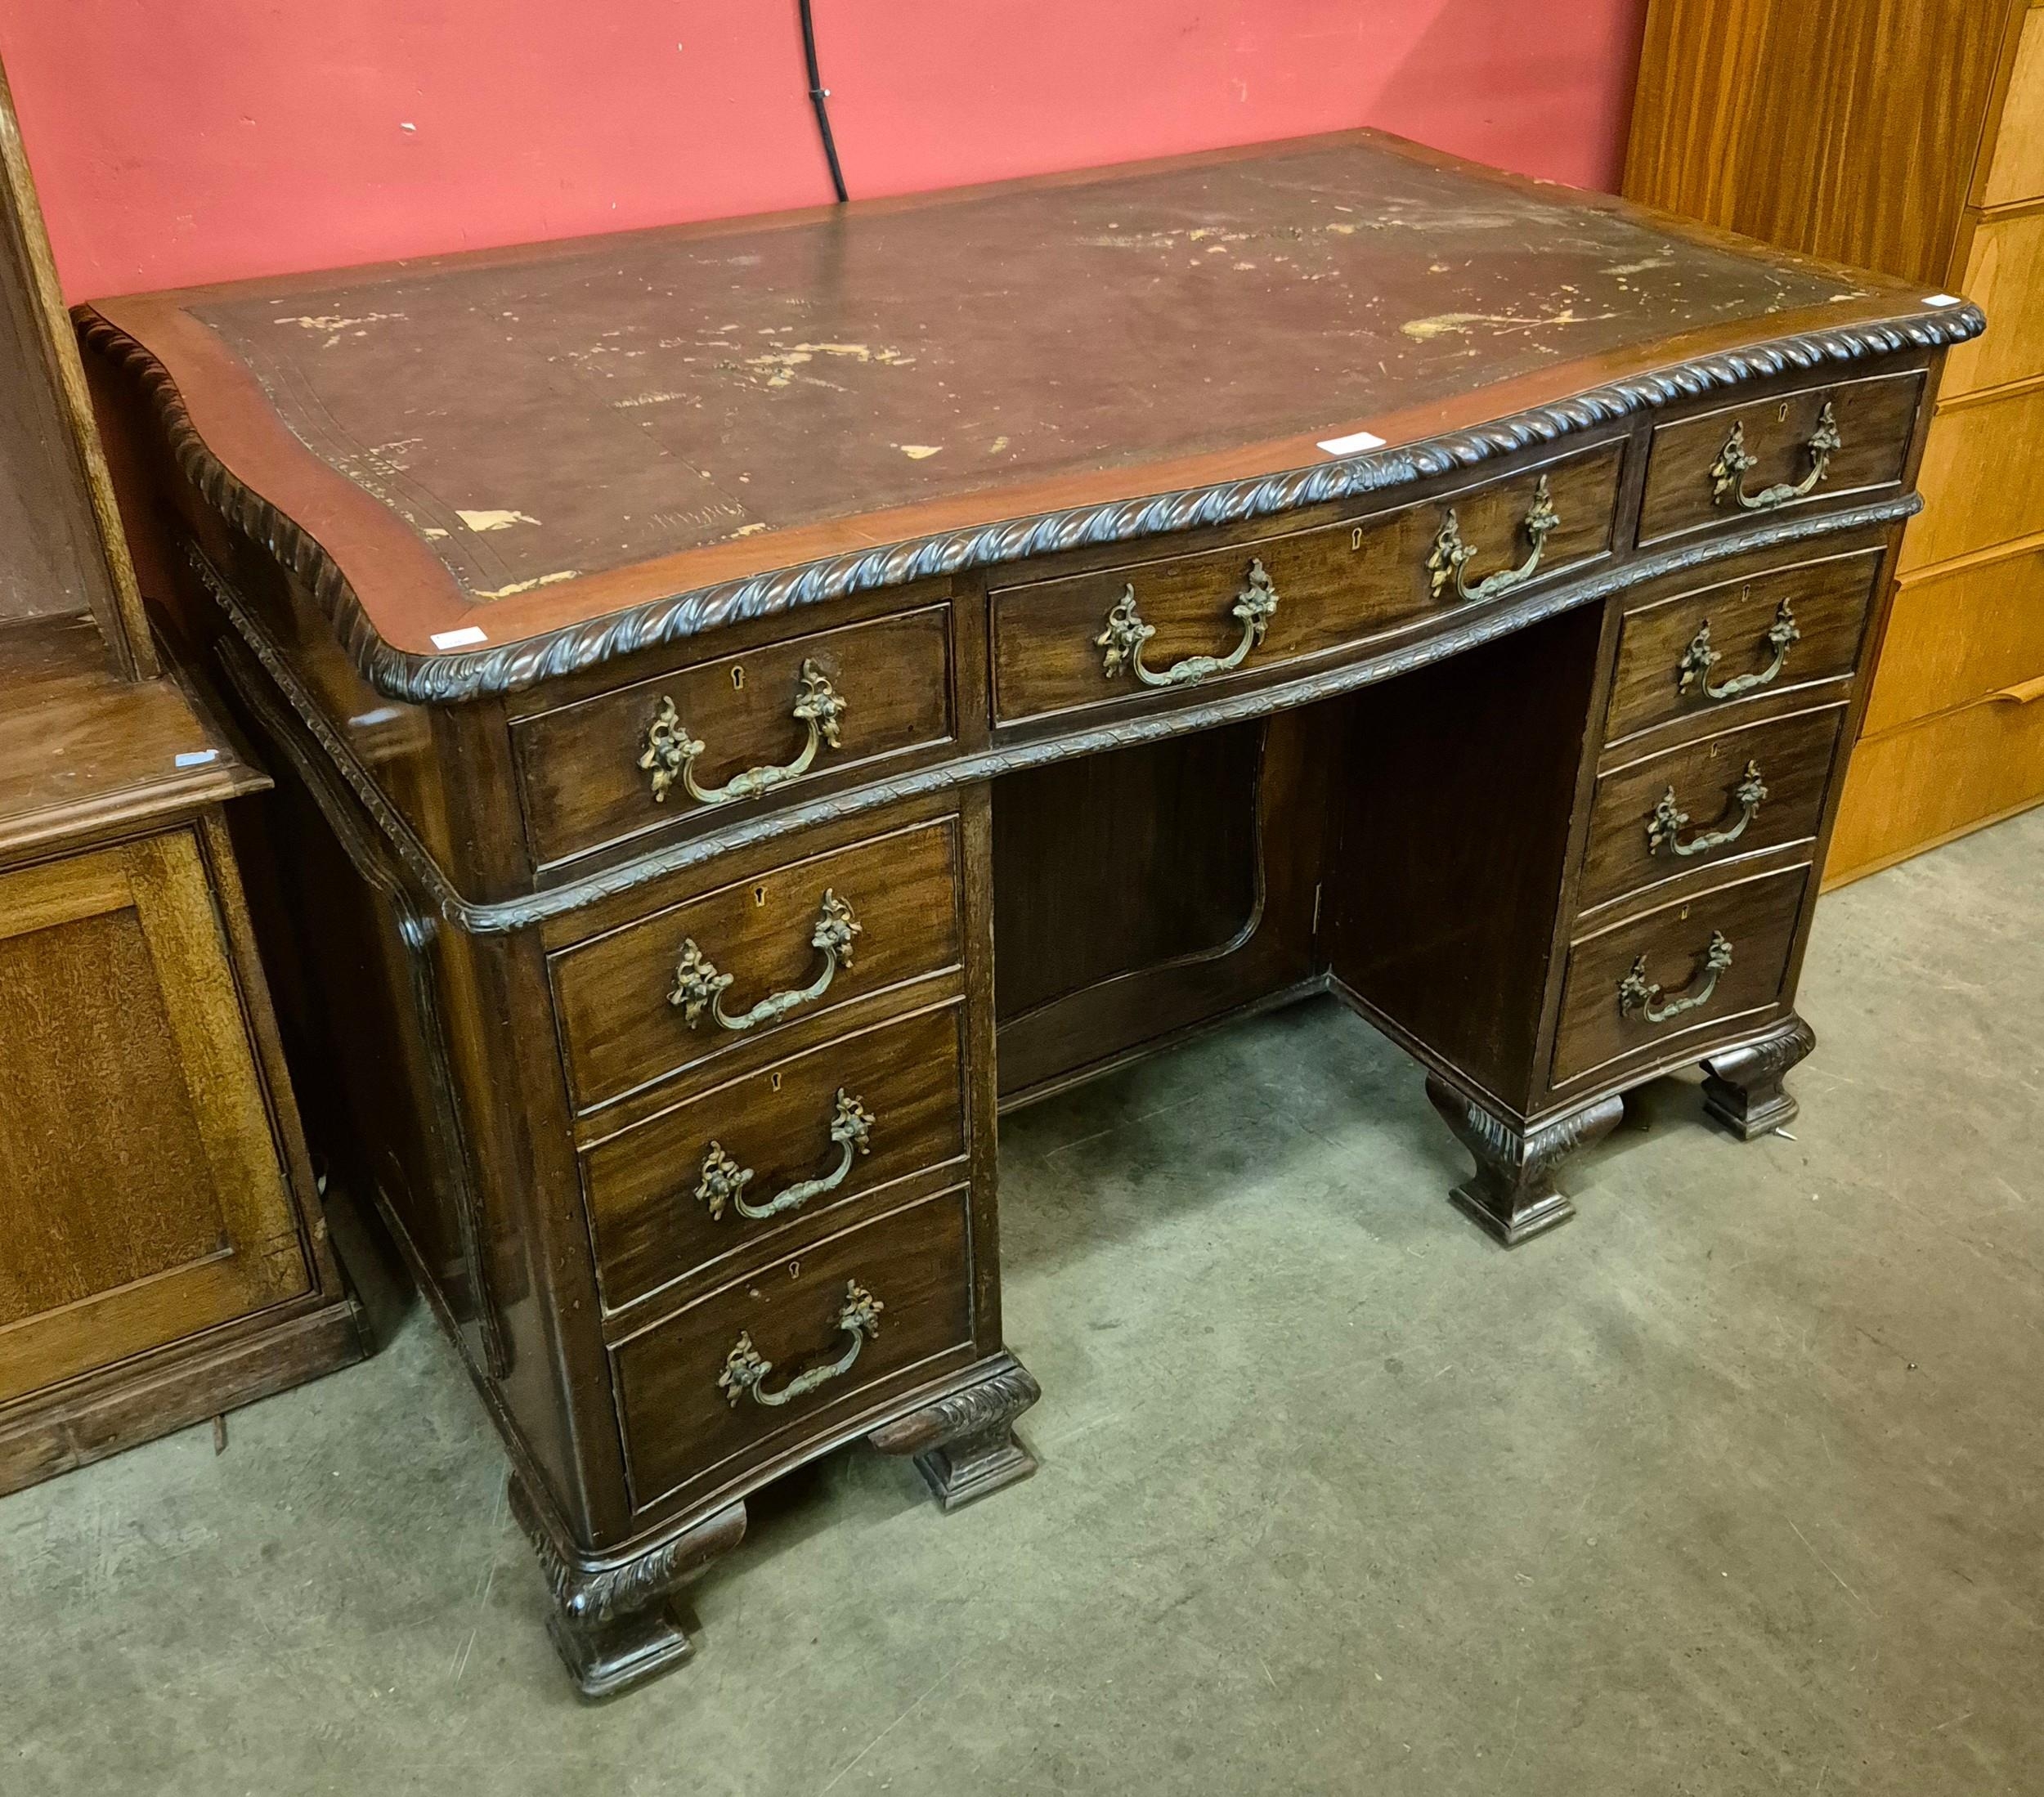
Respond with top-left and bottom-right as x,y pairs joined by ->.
194,492 -> 1917,938
507,1477 -> 746,1626
86,303 -> 1979,705
867,1355 -> 1042,1456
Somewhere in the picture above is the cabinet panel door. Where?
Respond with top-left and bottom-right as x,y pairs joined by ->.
0,829 -> 309,1402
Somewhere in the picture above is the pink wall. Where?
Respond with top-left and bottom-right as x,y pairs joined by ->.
1,2 -> 1648,303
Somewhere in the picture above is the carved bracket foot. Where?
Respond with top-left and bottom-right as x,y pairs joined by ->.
1701,1014 -> 1817,1141
509,1478 -> 746,1700
867,1353 -> 1042,1512
1425,1078 -> 1625,1246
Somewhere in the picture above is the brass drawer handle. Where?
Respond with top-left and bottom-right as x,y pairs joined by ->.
639,659 -> 846,805
1710,401 -> 1841,512
718,1280 -> 885,1409
1096,558 -> 1279,688
1426,474 -> 1559,603
695,1089 -> 876,1223
669,890 -> 861,1032
1647,760 -> 1768,859
1618,930 -> 1733,1025
1678,598 -> 1800,701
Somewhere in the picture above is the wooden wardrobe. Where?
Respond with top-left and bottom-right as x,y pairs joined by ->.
0,59 -> 363,1492
1626,0 -> 2044,881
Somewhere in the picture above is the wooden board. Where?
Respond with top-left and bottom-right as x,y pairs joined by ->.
1625,0 -> 2024,288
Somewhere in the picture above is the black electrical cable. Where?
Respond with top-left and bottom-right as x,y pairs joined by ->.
798,0 -> 849,204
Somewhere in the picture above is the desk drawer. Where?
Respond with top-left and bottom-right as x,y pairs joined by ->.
1604,546 -> 1882,744
513,606 -> 954,869
583,1002 -> 968,1313
1943,211 -> 2044,399
613,1185 -> 974,1512
990,444 -> 1621,725
1901,383 -> 2044,573
1637,370 -> 1921,546
1862,544 -> 2044,734
1550,865 -> 1809,1089
1578,703 -> 1847,915
1983,6 -> 2044,208
550,814 -> 963,1114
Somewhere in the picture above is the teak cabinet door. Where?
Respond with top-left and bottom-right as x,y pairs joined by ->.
0,828 -> 310,1403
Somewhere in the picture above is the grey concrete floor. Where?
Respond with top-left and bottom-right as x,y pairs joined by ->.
5,810 -> 2042,1796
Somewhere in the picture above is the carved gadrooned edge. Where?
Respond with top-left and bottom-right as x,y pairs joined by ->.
192,495 -> 1917,938
83,303 -> 1982,706
867,1355 -> 1042,1458
507,1477 -> 746,1627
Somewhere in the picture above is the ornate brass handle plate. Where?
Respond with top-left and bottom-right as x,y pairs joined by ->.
1710,401 -> 1842,512
695,1088 -> 876,1223
670,890 -> 862,1031
639,659 -> 847,805
1678,598 -> 1800,701
1096,558 -> 1279,688
1426,474 -> 1560,603
1618,930 -> 1734,1025
717,1280 -> 885,1409
1647,761 -> 1768,860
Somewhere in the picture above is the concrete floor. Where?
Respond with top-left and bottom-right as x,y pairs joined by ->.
5,809 -> 2041,1796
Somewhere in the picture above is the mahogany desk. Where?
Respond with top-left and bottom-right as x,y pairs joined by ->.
82,132 -> 1979,1696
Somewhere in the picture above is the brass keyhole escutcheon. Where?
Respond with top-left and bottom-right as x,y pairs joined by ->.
787,1261 -> 800,1279
732,665 -> 746,690
754,885 -> 768,907
1777,401 -> 1790,423
1351,526 -> 1364,551
769,1071 -> 782,1091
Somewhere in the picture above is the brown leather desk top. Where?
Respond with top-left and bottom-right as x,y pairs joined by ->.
83,131 -> 1976,695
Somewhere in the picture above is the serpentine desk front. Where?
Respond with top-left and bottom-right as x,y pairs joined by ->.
83,131 -> 1980,1696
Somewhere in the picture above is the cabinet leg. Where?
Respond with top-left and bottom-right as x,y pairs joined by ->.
1701,1014 -> 1816,1141
509,1479 -> 746,1700
868,1353 -> 1042,1512
1425,1078 -> 1625,1246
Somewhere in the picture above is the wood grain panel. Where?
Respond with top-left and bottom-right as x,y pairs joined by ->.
0,831 -> 309,1402
991,445 -> 1620,725
1636,370 -> 1921,545
1827,683 -> 2044,882
1983,7 -> 2044,207
1551,863 -> 1809,1089
1604,546 -> 1881,744
1903,380 -> 2044,571
1862,543 -> 2044,733
1943,207 -> 2044,397
583,1000 -> 966,1315
549,813 -> 963,1114
513,604 -> 953,870
1579,702 -> 1845,913
0,57 -> 151,668
1626,0 -> 2018,287
614,1186 -> 973,1511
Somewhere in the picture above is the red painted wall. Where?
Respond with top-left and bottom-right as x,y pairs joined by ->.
2,2 -> 1647,302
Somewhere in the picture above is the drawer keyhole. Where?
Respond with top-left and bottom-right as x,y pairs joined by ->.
754,885 -> 768,907
769,1071 -> 782,1092
732,665 -> 746,691
1777,401 -> 1791,424
1351,526 -> 1364,552
787,1260 -> 800,1279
